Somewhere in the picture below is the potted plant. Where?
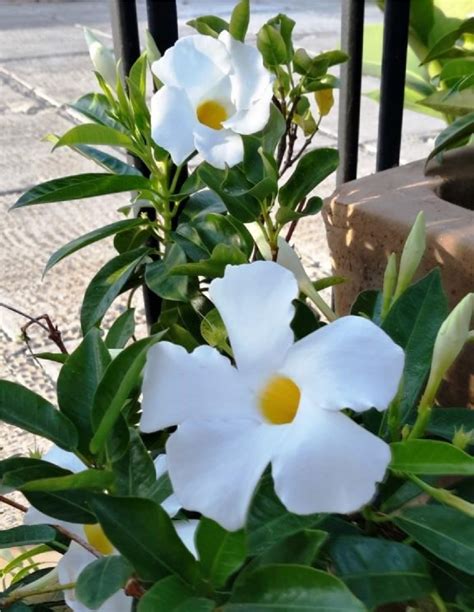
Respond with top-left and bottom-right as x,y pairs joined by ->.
0,2 -> 473,610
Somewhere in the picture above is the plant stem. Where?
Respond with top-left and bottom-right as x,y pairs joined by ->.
431,590 -> 448,612
2,577 -> 75,607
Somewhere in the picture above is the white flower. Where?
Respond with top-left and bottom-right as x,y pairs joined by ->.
150,32 -> 273,169
84,28 -> 117,90
24,447 -> 197,611
140,261 -> 404,532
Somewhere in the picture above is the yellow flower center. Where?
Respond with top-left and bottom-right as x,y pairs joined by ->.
196,100 -> 228,130
84,523 -> 114,555
259,376 -> 301,424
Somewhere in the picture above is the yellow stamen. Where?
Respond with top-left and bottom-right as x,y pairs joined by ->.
196,100 -> 228,130
84,523 -> 114,555
259,376 -> 301,425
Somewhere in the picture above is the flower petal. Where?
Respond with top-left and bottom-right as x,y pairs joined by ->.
24,506 -> 83,537
152,35 -> 231,101
166,419 -> 283,531
272,405 -> 391,515
223,89 -> 272,135
140,342 -> 255,433
209,261 -> 298,387
281,315 -> 404,412
58,544 -> 132,612
151,86 -> 197,165
219,31 -> 274,109
154,454 -> 181,517
174,519 -> 199,558
194,125 -> 244,169
42,445 -> 86,474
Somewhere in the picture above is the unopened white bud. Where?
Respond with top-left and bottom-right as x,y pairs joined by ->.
393,211 -> 426,301
84,28 -> 117,89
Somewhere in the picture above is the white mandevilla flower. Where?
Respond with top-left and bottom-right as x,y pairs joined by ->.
140,261 -> 405,532
150,32 -> 274,169
24,447 -> 197,611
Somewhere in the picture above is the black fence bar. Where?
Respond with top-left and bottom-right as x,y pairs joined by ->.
376,0 -> 410,171
336,0 -> 365,185
109,0 -> 141,79
146,0 -> 179,57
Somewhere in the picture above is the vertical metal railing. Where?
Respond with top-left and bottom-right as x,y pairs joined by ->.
109,0 -> 180,328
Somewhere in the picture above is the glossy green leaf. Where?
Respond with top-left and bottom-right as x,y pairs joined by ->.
200,308 -> 229,352
257,24 -> 288,66
91,495 -> 199,583
20,469 -> 114,492
256,529 -> 327,567
0,381 -> 78,451
70,144 -> 142,176
172,244 -> 247,279
81,247 -> 149,333
13,173 -> 149,208
179,189 -> 226,222
394,506 -> 474,574
419,88 -> 474,116
226,565 -> 365,611
279,148 -> 339,210
0,525 -> 57,548
71,93 -> 122,130
390,440 -> 474,475
229,0 -> 249,42
427,111 -> 474,161
276,196 -> 322,225
423,406 -> 474,440
76,555 -> 133,609
330,536 -> 433,609
421,17 -> 474,64
57,329 -> 111,456
247,474 -> 322,555
196,518 -> 246,588
90,335 -> 162,454
44,218 -> 147,274
24,489 -> 96,524
138,575 -> 215,612
382,269 -> 448,422
145,244 -> 188,302
112,429 -> 156,496
187,15 -> 229,38
105,308 -> 136,348
33,351 -> 68,364
55,124 -> 138,154
268,14 -> 295,60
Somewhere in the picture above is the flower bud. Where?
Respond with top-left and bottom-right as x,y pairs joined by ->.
393,211 -> 426,301
424,293 -> 473,404
84,28 -> 117,89
381,252 -> 397,319
452,426 -> 474,451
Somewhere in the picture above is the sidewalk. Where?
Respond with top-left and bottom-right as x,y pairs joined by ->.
0,0 -> 443,527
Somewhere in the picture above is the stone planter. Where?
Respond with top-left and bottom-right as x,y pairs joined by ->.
323,147 -> 474,407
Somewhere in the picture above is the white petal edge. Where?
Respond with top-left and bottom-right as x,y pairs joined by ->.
272,405 -> 391,515
208,261 -> 298,388
42,445 -> 86,474
140,342 -> 256,433
194,125 -> 244,169
58,543 -> 132,612
154,454 -> 181,517
166,419 -> 284,531
174,519 -> 199,558
281,315 -> 404,412
152,35 -> 231,101
151,86 -> 197,165
223,88 -> 272,135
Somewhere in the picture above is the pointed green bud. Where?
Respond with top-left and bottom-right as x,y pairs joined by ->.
452,426 -> 474,451
84,28 -> 117,89
381,252 -> 397,319
424,293 -> 473,406
145,30 -> 161,65
393,211 -> 426,301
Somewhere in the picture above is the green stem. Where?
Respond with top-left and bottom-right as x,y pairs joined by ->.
431,590 -> 448,612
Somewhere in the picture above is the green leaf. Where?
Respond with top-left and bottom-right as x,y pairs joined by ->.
138,575 -> 215,612
268,14 -> 295,60
91,495 -> 199,583
179,190 -> 226,222
421,17 -> 474,64
256,529 -> 328,567
427,111 -> 474,161
112,429 -> 156,496
33,351 -> 68,364
418,88 -> 474,116
0,525 -> 57,548
20,469 -> 115,492
382,269 -> 448,422
423,406 -> 474,440
69,144 -> 142,176
0,381 -> 78,451
187,16 -> 229,38
172,244 -> 247,279
13,173 -> 149,208
55,124 -> 138,154
226,565 -> 365,611
76,555 -> 133,609
390,440 -> 474,475
276,196 -> 323,225
330,536 -> 433,609
81,247 -> 149,333
57,328 -> 111,456
200,308 -> 229,352
24,489 -> 96,524
90,335 -> 162,454
247,474 -> 322,555
196,518 -> 246,588
44,218 -> 147,274
229,0 -> 249,42
145,244 -> 188,302
394,506 -> 474,574
71,93 -> 122,130
279,148 -> 339,209
257,24 -> 288,66
105,308 -> 136,348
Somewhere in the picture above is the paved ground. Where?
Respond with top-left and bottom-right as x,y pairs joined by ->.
0,0 -> 444,528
